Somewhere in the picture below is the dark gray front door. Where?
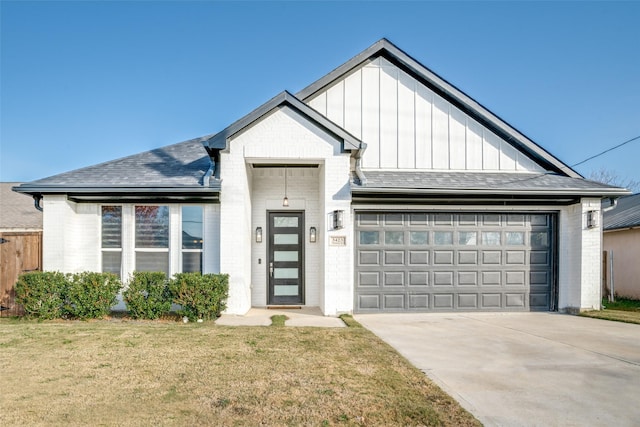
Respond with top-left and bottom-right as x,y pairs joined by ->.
268,211 -> 304,305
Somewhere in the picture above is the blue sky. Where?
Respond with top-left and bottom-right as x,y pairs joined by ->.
2,1 -> 639,184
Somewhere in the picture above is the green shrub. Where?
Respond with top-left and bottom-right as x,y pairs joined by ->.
63,272 -> 121,319
168,273 -> 229,321
123,271 -> 171,319
15,271 -> 68,319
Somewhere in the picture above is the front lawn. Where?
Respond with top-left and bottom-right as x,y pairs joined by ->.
580,298 -> 640,324
0,316 -> 480,426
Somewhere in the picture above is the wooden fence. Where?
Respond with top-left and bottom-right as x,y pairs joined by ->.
0,231 -> 42,316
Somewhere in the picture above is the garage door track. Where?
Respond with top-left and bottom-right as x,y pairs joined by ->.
355,312 -> 640,427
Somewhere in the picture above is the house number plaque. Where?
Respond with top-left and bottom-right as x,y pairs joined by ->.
329,235 -> 346,246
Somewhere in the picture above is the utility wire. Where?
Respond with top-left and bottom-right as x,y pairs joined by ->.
570,134 -> 640,168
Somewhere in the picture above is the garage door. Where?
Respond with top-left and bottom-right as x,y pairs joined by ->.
354,212 -> 555,312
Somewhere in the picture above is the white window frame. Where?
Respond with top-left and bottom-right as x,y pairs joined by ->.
180,205 -> 204,273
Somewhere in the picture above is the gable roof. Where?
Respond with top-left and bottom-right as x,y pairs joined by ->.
297,38 -> 580,178
203,91 -> 361,152
604,193 -> 640,231
14,138 -> 220,200
0,183 -> 42,230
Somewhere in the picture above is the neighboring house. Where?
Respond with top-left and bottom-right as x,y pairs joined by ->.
603,193 -> 640,299
14,39 -> 629,316
1,182 -> 43,315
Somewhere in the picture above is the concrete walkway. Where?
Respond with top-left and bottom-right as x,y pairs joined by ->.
355,312 -> 640,427
216,307 -> 345,327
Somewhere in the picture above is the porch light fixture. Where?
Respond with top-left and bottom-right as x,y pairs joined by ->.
586,210 -> 598,229
332,210 -> 344,230
309,227 -> 317,243
255,227 -> 263,243
282,166 -> 289,207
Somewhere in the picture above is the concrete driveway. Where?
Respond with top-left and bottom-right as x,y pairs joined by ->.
355,313 -> 640,427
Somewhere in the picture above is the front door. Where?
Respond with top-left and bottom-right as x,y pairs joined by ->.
268,211 -> 304,305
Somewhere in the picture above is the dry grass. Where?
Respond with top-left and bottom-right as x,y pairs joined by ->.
0,316 -> 479,426
580,298 -> 640,325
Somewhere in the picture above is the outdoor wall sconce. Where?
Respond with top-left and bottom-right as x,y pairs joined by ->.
332,210 -> 344,230
309,227 -> 317,243
255,227 -> 263,243
586,210 -> 598,229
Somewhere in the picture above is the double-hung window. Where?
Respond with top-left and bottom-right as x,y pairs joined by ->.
181,206 -> 203,273
101,206 -> 122,278
135,205 -> 170,275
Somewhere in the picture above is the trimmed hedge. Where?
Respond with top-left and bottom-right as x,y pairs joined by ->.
63,272 -> 121,319
123,271 -> 171,319
15,271 -> 68,320
168,273 -> 229,321
14,271 -> 229,321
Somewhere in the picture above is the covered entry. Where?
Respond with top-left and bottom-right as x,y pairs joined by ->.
354,212 -> 556,312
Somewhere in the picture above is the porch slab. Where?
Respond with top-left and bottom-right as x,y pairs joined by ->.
216,307 -> 346,328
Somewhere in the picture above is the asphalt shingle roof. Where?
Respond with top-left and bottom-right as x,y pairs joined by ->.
0,183 -> 42,230
352,171 -> 629,197
14,137 -> 218,195
603,193 -> 640,230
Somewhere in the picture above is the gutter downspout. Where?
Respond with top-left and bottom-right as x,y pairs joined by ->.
353,142 -> 368,185
33,195 -> 43,212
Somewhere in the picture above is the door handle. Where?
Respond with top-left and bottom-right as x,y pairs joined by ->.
269,262 -> 274,277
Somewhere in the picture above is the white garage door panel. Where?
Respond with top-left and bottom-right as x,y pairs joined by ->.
354,212 -> 555,313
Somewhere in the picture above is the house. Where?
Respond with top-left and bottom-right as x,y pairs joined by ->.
1,183 -> 43,316
603,193 -> 640,299
14,39 -> 630,315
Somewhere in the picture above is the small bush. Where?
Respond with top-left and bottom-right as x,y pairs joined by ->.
63,272 -> 121,319
168,273 -> 229,321
123,271 -> 171,319
15,271 -> 68,319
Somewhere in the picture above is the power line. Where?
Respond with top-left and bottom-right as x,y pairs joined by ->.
571,134 -> 640,168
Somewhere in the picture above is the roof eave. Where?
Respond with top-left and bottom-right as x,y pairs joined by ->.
351,186 -> 631,198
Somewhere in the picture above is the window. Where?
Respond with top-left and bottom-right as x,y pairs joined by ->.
135,205 -> 169,275
182,206 -> 203,273
101,206 -> 122,277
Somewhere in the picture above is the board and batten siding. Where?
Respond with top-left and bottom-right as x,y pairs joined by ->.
307,57 -> 543,172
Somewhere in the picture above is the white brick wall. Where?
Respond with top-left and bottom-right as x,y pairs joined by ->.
221,106 -> 353,315
42,197 -> 221,279
557,198 -> 602,311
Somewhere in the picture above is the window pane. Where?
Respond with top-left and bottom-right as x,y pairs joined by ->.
274,285 -> 299,296
506,232 -> 525,245
531,232 -> 549,247
102,251 -> 121,278
360,231 -> 379,245
136,252 -> 169,275
274,268 -> 298,279
274,216 -> 298,227
136,206 -> 169,248
102,206 -> 122,248
459,231 -> 477,245
434,231 -> 453,245
482,232 -> 501,246
274,251 -> 298,261
410,231 -> 428,245
274,234 -> 298,244
385,231 -> 404,245
182,206 -> 203,249
182,252 -> 202,273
